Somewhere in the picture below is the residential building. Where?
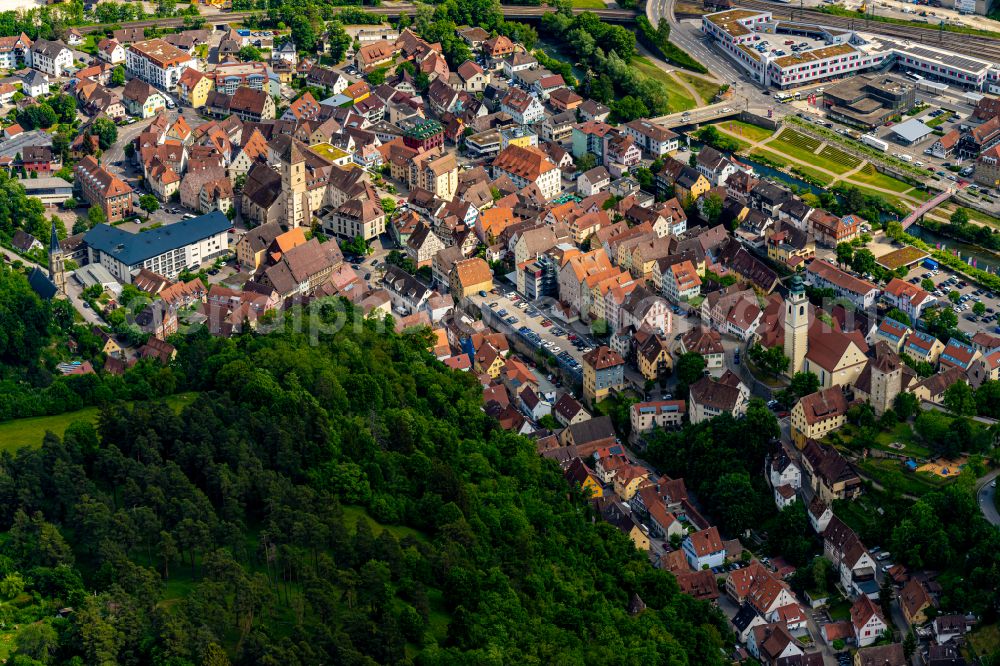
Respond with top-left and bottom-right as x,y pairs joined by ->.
851,596 -> 888,648
582,346 -> 625,408
449,257 -> 493,298
683,526 -> 725,570
806,259 -> 879,310
83,211 -> 230,282
883,277 -> 936,322
630,400 -> 686,436
29,39 -> 73,77
802,440 -> 862,501
75,155 -> 133,223
790,386 -> 850,447
492,145 -> 561,200
126,39 -> 196,90
688,371 -> 749,424
122,78 -> 166,118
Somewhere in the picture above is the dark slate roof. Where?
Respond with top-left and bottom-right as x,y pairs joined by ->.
28,266 -> 57,299
84,212 -> 231,266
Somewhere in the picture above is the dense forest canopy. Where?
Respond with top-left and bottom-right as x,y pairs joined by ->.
0,303 -> 731,665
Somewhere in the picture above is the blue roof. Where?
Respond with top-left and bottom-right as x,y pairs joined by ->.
84,212 -> 231,266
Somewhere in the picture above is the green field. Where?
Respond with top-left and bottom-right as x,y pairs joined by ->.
632,56 -> 697,114
791,164 -> 834,187
856,457 -> 953,497
750,147 -> 790,168
0,392 -> 198,452
571,0 -> 606,7
850,164 -> 914,193
967,622 -> 1000,661
818,144 -> 863,170
675,71 -> 722,104
713,119 -> 774,143
767,129 -> 859,173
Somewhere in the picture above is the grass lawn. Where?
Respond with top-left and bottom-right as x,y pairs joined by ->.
927,111 -> 954,128
872,422 -> 933,458
0,392 -> 198,453
766,130 -> 858,174
676,71 -> 722,104
714,119 -> 774,143
342,505 -> 429,544
632,56 -> 697,114
856,457 -> 953,497
750,147 -> 790,168
828,597 -> 851,621
849,164 -> 913,194
791,164 -> 834,187
817,144 -> 863,170
967,622 -> 1000,661
949,204 -> 1000,229
571,0 -> 606,6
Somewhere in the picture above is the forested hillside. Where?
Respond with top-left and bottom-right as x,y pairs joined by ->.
0,303 -> 730,665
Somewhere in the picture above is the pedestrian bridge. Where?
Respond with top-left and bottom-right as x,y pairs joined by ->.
901,190 -> 952,229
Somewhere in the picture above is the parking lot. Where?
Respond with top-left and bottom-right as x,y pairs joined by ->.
469,288 -> 599,379
900,262 -> 1000,336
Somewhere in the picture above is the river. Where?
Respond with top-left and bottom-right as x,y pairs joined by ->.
907,224 -> 1000,273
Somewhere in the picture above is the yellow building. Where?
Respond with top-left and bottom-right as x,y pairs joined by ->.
449,257 -> 493,299
637,337 -> 672,382
177,67 -> 212,109
564,458 -> 603,499
95,329 -> 121,356
613,465 -> 650,501
675,171 -> 711,203
790,386 -> 849,448
474,343 -> 505,378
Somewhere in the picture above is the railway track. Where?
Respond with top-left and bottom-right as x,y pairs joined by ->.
737,0 -> 1000,61
75,4 -> 636,34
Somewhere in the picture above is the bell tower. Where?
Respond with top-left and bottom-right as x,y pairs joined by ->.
784,273 -> 808,377
48,219 -> 66,295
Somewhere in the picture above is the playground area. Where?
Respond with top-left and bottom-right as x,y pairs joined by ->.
914,457 -> 967,478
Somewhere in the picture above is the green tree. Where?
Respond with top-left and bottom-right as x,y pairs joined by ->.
237,45 -> 262,62
950,208 -> 970,226
380,197 -> 396,216
702,192 -> 724,224
610,95 -> 649,122
835,242 -> 854,267
675,352 -> 707,388
921,278 -> 935,291
87,205 -> 106,228
894,392 -> 918,421
903,630 -> 917,660
778,371 -> 820,407
885,308 -> 911,327
948,290 -> 961,303
90,117 -> 118,150
575,153 -> 597,172
943,381 -> 975,416
13,622 -> 58,664
973,301 -> 986,316
111,65 -> 125,86
138,194 -> 159,219
850,248 -> 877,276
749,343 -> 789,378
590,318 -> 609,337
367,67 -> 387,86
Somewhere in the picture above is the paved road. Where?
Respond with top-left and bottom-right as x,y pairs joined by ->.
977,470 -> 1000,527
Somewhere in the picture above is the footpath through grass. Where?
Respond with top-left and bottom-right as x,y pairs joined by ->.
632,56 -> 697,113
0,392 -> 198,452
676,71 -> 722,104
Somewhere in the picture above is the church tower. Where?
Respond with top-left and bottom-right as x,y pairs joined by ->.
48,219 -> 66,296
280,137 -> 308,228
784,274 -> 808,377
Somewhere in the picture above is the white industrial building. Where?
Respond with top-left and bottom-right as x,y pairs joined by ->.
703,8 -> 1000,91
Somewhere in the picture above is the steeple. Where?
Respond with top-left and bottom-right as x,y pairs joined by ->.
784,272 -> 808,378
48,218 -> 66,296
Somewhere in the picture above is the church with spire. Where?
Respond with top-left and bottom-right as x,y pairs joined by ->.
48,219 -> 66,296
